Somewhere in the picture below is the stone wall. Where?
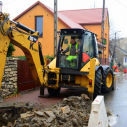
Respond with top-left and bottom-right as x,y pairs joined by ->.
1,57 -> 18,98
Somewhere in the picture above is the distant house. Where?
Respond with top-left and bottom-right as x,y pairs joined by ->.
115,47 -> 127,68
109,42 -> 127,68
12,1 -> 109,65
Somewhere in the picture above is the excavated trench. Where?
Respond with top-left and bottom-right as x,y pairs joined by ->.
0,94 -> 92,127
0,106 -> 33,127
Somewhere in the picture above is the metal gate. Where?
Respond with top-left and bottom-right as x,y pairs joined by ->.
17,60 -> 39,92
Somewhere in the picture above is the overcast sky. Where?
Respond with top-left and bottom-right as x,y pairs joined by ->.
1,0 -> 127,38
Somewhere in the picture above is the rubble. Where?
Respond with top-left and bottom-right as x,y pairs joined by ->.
2,94 -> 92,127
107,109 -> 112,117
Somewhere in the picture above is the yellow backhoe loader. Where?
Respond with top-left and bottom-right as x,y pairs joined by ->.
0,12 -> 114,100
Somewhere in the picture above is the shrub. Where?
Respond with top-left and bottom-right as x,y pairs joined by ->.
45,54 -> 54,61
7,43 -> 15,57
16,56 -> 26,60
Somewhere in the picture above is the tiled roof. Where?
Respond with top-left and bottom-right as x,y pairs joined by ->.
116,47 -> 127,55
13,1 -> 84,29
109,43 -> 127,55
59,8 -> 108,25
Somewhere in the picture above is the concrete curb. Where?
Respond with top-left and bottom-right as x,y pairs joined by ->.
88,96 -> 108,127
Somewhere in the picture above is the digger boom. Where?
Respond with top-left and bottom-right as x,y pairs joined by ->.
0,13 -> 45,90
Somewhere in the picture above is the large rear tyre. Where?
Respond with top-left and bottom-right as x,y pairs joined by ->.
94,69 -> 101,99
47,87 -> 61,96
102,68 -> 113,93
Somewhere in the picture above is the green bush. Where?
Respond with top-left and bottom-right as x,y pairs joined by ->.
16,56 -> 26,60
45,54 -> 54,61
7,43 -> 15,57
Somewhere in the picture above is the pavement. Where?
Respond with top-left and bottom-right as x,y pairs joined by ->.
0,88 -> 84,109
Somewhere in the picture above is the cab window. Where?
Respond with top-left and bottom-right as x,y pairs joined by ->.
82,32 -> 94,65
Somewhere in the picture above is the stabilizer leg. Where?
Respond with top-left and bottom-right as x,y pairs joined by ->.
38,86 -> 51,98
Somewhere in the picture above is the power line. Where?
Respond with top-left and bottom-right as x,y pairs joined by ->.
116,0 -> 127,9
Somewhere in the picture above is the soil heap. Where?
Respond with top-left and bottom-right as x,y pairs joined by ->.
3,94 -> 92,127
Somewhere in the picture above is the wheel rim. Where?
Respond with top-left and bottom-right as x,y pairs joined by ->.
106,73 -> 113,88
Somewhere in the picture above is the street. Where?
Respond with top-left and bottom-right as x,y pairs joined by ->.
104,72 -> 127,127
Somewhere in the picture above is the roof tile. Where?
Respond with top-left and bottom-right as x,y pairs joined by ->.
59,8 -> 108,24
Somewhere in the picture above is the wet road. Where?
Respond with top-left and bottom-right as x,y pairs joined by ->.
104,72 -> 127,127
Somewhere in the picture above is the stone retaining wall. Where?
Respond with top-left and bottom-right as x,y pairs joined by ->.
1,57 -> 18,98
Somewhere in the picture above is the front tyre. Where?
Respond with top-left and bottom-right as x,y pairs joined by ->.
94,69 -> 101,99
47,87 -> 61,96
102,68 -> 113,93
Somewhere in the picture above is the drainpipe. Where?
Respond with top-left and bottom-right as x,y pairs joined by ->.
101,0 -> 105,64
54,0 -> 58,57
103,47 -> 106,65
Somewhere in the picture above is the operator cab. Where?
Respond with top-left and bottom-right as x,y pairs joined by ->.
56,28 -> 98,70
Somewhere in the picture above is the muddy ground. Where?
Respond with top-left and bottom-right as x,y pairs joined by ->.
0,94 -> 91,127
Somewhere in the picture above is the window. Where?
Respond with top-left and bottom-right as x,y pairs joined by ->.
57,35 -> 81,69
35,16 -> 43,37
81,32 -> 94,66
82,32 -> 94,58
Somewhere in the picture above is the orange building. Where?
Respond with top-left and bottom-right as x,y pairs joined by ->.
12,1 -> 109,65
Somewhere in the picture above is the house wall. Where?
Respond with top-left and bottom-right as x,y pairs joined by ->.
123,56 -> 127,67
13,4 -> 67,56
82,12 -> 109,65
115,50 -> 124,68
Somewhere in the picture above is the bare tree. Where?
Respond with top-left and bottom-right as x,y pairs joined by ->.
109,19 -> 121,40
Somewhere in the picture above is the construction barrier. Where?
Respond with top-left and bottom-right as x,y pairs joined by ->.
88,96 -> 108,127
124,68 -> 127,73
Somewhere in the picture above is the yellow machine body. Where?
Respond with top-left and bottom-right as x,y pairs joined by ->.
0,13 -> 114,98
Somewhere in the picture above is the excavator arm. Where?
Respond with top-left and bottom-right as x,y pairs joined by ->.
0,13 -> 45,90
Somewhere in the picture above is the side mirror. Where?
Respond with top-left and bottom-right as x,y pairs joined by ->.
98,50 -> 102,54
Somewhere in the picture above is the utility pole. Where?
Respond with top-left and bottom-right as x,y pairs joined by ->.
112,31 -> 120,64
112,32 -> 116,64
101,0 -> 105,64
0,1 -> 2,13
54,0 -> 58,57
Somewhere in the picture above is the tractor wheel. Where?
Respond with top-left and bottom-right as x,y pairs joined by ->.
47,87 -> 61,96
102,68 -> 113,93
93,69 -> 101,99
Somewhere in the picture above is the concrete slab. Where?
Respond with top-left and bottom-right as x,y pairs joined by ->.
88,96 -> 108,127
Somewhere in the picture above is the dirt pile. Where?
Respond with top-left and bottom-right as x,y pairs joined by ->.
3,94 -> 92,127
0,105 -> 33,127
